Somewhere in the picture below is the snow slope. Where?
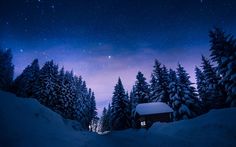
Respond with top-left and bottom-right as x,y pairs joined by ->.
0,91 -> 236,147
0,91 -> 97,147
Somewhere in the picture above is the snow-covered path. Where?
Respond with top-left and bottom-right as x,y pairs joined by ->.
0,91 -> 236,147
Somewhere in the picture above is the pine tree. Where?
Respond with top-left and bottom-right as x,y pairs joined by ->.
150,60 -> 162,102
33,60 -> 59,108
201,56 -> 226,109
168,69 -> 179,120
13,59 -> 40,97
150,60 -> 170,103
133,71 -> 150,104
100,104 -> 112,132
110,78 -> 131,130
195,67 -> 206,101
80,81 -> 90,129
161,65 -> 170,104
100,107 -> 109,132
209,28 -> 236,107
62,71 -> 77,119
88,91 -> 98,128
170,64 -> 201,120
195,66 -> 208,102
0,49 -> 14,91
106,104 -> 111,131
54,67 -> 67,116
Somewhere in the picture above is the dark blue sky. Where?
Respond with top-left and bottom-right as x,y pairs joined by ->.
1,0 -> 236,114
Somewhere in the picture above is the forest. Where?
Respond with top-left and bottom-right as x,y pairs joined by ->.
0,28 -> 236,132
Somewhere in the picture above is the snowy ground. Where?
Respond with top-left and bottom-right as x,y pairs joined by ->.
0,91 -> 236,147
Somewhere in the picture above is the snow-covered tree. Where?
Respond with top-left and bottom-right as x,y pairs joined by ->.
133,71 -> 150,104
60,71 -> 77,119
168,69 -> 179,120
100,104 -> 112,132
71,75 -> 97,130
100,107 -> 108,132
195,67 -> 207,102
110,78 -> 131,130
209,28 -> 236,107
170,64 -> 201,121
13,59 -> 40,97
150,60 -> 170,103
0,49 -> 14,91
88,91 -> 98,129
161,65 -> 170,104
33,60 -> 59,108
201,56 -> 226,110
100,106 -> 109,132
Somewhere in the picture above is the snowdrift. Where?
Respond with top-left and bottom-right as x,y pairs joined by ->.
0,91 -> 97,147
0,91 -> 236,147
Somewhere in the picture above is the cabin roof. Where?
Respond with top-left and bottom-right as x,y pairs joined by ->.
135,102 -> 173,115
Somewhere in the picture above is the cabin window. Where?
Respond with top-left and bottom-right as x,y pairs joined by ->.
141,121 -> 146,126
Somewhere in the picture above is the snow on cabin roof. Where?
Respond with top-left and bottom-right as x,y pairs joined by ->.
135,102 -> 173,115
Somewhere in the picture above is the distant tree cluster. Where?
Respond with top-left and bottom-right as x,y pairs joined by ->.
0,52 -> 97,130
100,28 -> 236,131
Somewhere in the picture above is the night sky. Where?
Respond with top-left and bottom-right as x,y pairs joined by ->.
1,0 -> 236,114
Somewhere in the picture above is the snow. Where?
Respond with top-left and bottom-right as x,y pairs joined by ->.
1,91 -> 236,147
136,102 -> 173,115
0,91 -> 96,147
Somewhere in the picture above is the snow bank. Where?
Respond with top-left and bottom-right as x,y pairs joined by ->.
0,91 -> 236,147
0,91 -> 97,147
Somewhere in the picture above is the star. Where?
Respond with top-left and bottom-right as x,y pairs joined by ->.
108,55 -> 112,59
20,49 -> 24,53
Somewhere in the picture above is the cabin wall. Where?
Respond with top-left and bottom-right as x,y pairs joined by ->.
137,112 -> 173,128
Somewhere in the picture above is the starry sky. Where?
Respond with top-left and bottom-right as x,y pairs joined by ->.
1,0 -> 236,114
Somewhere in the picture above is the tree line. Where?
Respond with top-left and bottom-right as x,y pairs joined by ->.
0,54 -> 97,130
100,28 -> 236,132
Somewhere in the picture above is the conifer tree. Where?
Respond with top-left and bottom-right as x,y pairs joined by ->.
88,91 -> 97,128
133,71 -> 150,104
33,60 -> 59,108
201,56 -> 226,109
168,69 -> 179,120
100,107 -> 107,132
170,64 -> 201,120
150,60 -> 170,103
195,67 -> 207,102
150,60 -> 162,102
100,105 -> 111,132
110,78 -> 131,130
54,67 -> 67,115
161,65 -> 170,104
209,28 -> 236,107
13,59 -> 40,97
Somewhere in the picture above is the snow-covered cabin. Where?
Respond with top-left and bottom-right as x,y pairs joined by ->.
135,102 -> 173,128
